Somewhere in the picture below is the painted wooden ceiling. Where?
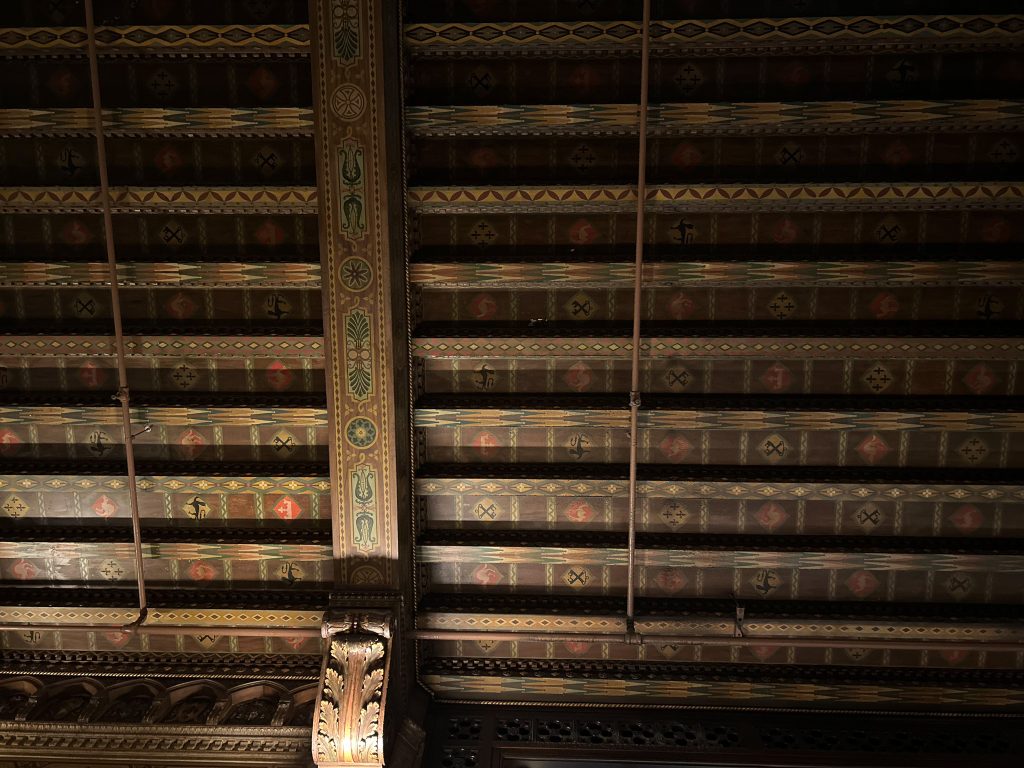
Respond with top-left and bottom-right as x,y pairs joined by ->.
1,0 -> 1024,734
0,0 -> 329,663
404,0 -> 1024,712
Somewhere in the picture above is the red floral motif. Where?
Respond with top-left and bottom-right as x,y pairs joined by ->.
473,564 -> 502,586
982,216 -> 1012,243
78,361 -> 107,389
949,504 -> 983,534
11,559 -> 38,580
104,631 -> 132,648
564,362 -> 593,392
782,62 -> 810,86
845,570 -> 880,598
658,433 -> 693,462
469,293 -> 498,320
869,291 -> 900,319
471,431 -> 501,459
564,641 -> 590,655
273,495 -> 303,521
940,649 -> 968,664
153,145 -> 183,175
265,361 -> 294,391
759,362 -> 792,393
165,291 -> 198,320
255,219 -> 286,247
749,645 -> 780,661
882,140 -> 913,166
855,433 -> 891,465
47,68 -> 77,98
669,291 -> 695,320
188,561 -> 217,582
0,429 -> 22,456
654,568 -> 687,594
564,500 -> 595,523
569,218 -> 598,245
670,142 -> 703,170
91,494 -> 119,518
246,66 -> 279,100
754,502 -> 789,532
771,217 -> 800,245
468,147 -> 499,170
61,219 -> 93,245
963,363 -> 997,395
177,429 -> 208,459
568,65 -> 599,93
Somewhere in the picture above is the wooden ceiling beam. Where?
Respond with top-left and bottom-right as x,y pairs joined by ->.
404,15 -> 1024,56
0,186 -> 317,215
0,25 -> 310,54
0,107 -> 314,138
412,335 -> 1024,360
409,260 -> 1024,288
407,181 -> 1024,214
407,99 -> 1024,137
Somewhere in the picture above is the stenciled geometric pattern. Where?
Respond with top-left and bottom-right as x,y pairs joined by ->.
0,24 -> 310,52
407,182 -> 1024,213
0,108 -> 315,137
407,100 -> 1024,137
405,15 -> 1024,53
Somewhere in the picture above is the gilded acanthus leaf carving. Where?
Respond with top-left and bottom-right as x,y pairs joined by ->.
313,633 -> 389,767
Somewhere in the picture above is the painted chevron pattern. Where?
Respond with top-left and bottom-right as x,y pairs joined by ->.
0,24 -> 310,51
412,338 -> 1024,361
0,406 -> 328,428
406,100 -> 1024,136
0,262 -> 322,288
0,475 -> 331,494
414,408 -> 1024,432
417,545 -> 1024,572
407,182 -> 1024,213
1,335 -> 324,359
0,541 -> 331,561
405,15 -> 1024,50
414,478 -> 1024,504
409,260 -> 1024,288
0,186 -> 317,213
0,107 -> 314,136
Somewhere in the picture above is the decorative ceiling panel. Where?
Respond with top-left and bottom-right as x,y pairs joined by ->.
404,0 -> 1024,713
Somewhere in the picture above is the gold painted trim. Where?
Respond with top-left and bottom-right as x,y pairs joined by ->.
0,186 -> 317,214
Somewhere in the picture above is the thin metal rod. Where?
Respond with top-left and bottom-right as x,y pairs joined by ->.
0,622 -> 322,638
625,0 -> 652,629
410,629 -> 1024,654
84,0 -> 147,615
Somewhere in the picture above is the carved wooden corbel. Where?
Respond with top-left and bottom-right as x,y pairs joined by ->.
312,613 -> 393,767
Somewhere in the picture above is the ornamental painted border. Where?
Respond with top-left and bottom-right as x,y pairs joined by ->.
311,0 -> 397,586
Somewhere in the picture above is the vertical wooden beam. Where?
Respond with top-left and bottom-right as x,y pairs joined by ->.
310,0 -> 400,588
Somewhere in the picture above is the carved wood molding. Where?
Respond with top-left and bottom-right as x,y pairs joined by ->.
313,614 -> 392,767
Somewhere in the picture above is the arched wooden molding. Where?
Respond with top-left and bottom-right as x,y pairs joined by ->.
0,678 -> 42,722
28,678 -> 103,724
97,679 -> 164,724
313,613 -> 393,767
220,681 -> 291,727
162,680 -> 228,726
